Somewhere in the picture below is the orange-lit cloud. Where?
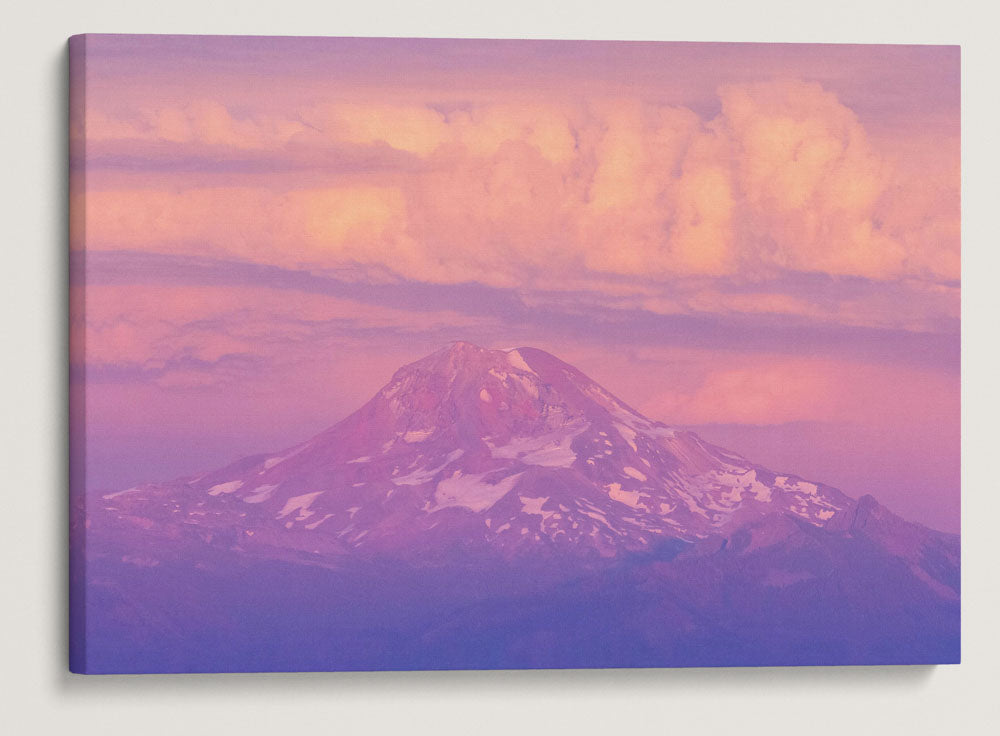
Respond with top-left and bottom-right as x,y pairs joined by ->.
79,78 -> 959,294
642,354 -> 958,428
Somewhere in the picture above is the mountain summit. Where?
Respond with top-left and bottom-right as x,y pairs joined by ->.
103,342 -> 869,561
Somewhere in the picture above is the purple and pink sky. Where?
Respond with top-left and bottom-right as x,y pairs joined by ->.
71,36 -> 960,531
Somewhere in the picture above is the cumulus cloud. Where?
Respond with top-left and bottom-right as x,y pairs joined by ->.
718,81 -> 907,279
77,78 -> 959,326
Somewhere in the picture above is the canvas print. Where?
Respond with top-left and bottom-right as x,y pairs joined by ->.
69,35 -> 960,673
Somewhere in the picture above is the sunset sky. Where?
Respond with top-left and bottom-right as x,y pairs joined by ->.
71,35 -> 960,531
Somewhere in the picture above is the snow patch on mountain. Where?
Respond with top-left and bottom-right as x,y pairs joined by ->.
304,513 -> 334,530
243,484 -> 279,504
607,483 -> 643,509
776,477 -> 819,496
432,470 -> 525,512
520,496 -> 557,520
402,428 -> 434,443
102,487 -> 142,500
623,466 -> 647,482
277,491 -> 324,521
615,423 -> 639,452
208,480 -> 243,496
487,367 -> 540,398
262,443 -> 311,471
508,372 -> 539,398
392,449 -> 465,486
713,469 -> 772,504
487,422 -> 588,468
506,349 -> 534,373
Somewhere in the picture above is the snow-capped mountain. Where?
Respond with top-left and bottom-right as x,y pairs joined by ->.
101,342 -> 865,561
80,342 -> 960,672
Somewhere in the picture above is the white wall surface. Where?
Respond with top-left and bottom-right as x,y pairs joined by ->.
2,1 -> 997,734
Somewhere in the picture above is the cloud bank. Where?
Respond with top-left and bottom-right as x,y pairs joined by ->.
77,79 -> 958,291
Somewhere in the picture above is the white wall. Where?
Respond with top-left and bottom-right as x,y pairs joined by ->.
2,1 -> 997,734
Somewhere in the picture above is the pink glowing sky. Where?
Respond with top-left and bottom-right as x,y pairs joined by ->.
71,35 -> 960,531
